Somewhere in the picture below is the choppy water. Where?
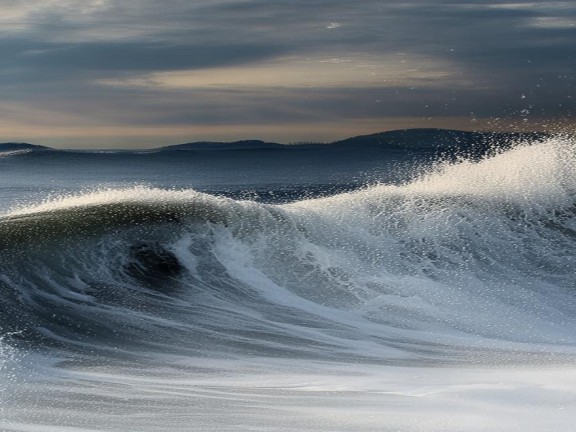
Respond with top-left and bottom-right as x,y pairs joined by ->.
1,136 -> 575,431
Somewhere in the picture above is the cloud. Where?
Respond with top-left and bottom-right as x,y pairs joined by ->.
97,53 -> 462,91
10,40 -> 288,75
0,0 -> 574,146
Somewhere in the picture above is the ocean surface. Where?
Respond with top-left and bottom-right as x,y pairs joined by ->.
1,133 -> 575,431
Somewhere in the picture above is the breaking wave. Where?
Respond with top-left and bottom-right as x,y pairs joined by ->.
1,137 -> 575,364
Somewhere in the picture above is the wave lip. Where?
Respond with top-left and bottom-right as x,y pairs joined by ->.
0,142 -> 52,157
0,187 -> 235,249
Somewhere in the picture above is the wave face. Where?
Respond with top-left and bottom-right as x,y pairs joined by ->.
1,137 -> 575,364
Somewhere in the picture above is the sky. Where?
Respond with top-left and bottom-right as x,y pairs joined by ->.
0,0 -> 575,148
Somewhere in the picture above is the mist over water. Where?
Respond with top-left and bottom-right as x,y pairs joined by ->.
1,136 -> 575,431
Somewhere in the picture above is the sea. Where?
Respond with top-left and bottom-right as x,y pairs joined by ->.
0,132 -> 575,431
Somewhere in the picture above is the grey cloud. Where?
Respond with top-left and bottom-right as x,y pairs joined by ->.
5,1 -> 576,82
9,82 -> 568,129
28,41 -> 285,72
0,38 -> 289,83
0,0 -> 574,144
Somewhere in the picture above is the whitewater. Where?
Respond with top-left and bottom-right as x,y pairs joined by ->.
0,135 -> 575,431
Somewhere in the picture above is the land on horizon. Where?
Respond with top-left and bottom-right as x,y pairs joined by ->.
0,128 -> 551,152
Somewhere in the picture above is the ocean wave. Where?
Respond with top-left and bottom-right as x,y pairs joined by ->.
0,137 -> 575,363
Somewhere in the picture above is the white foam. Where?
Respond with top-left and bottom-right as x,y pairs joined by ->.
4,358 -> 576,431
1,137 -> 575,361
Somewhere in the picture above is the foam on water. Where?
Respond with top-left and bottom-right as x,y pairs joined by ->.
0,138 -> 574,363
4,357 -> 576,432
278,138 -> 576,351
1,136 -> 576,430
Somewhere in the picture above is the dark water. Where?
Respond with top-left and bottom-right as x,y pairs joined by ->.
1,137 -> 576,431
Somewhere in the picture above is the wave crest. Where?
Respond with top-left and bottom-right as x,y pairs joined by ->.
1,138 -> 575,363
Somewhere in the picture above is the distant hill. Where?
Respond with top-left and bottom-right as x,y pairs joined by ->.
156,128 -> 550,156
0,129 -> 551,155
159,140 -> 286,152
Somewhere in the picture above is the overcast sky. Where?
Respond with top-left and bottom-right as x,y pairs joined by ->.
1,0 -> 575,148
